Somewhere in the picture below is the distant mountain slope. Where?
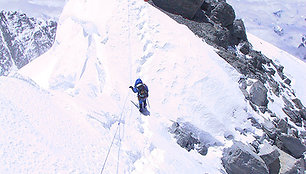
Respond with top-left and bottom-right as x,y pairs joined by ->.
0,11 -> 57,76
228,0 -> 306,61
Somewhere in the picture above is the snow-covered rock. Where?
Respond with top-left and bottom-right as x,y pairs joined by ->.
222,141 -> 269,174
0,11 -> 57,76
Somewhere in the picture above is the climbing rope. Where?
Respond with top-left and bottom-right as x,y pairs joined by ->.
100,92 -> 130,174
100,0 -> 134,173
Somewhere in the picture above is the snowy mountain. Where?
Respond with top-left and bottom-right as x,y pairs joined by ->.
0,0 -> 305,173
227,0 -> 306,61
0,11 -> 57,76
0,0 -> 67,20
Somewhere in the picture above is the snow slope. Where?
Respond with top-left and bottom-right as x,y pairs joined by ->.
1,0 -> 305,173
228,0 -> 306,60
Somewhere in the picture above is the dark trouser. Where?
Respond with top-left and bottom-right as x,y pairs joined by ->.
138,96 -> 147,109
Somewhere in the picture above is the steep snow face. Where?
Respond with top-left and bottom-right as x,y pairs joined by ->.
16,0 -> 253,173
2,0 -> 304,173
0,75 -> 106,173
227,0 -> 306,61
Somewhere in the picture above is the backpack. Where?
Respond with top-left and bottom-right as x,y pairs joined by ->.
136,83 -> 148,99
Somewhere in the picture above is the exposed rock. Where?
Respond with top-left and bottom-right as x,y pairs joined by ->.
257,143 -> 298,174
276,119 -> 289,134
282,106 -> 302,125
213,26 -> 231,48
169,121 -> 222,155
152,0 -> 204,19
260,147 -> 280,174
210,2 -> 235,27
262,119 -> 277,140
282,96 -> 294,109
169,122 -> 198,151
292,98 -> 304,110
227,19 -> 247,45
276,134 -> 306,159
284,78 -> 291,86
0,11 -> 57,76
248,117 -> 262,129
248,50 -> 270,71
300,109 -> 306,120
259,106 -> 267,113
197,144 -> 208,156
176,131 -> 199,151
268,78 -> 280,96
222,141 -> 269,174
267,67 -> 276,76
238,41 -> 251,55
250,81 -> 268,107
273,63 -> 286,80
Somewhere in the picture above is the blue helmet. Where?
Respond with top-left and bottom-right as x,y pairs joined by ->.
135,78 -> 143,86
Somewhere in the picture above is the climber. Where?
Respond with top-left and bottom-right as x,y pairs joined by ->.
129,78 -> 149,112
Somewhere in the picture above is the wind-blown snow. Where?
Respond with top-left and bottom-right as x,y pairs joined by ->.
1,0 -> 305,173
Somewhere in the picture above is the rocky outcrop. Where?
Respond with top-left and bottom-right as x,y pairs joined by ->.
249,81 -> 268,107
260,149 -> 280,174
151,0 -> 247,49
169,121 -> 222,156
152,0 -> 204,19
258,142 -> 304,174
0,11 -> 57,76
210,2 -> 235,27
148,0 -> 306,172
222,141 -> 269,174
276,134 -> 306,159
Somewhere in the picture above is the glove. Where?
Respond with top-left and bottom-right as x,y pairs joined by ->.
129,86 -> 133,89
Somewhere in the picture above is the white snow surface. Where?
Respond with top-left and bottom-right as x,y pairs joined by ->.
228,0 -> 306,61
1,0 -> 305,173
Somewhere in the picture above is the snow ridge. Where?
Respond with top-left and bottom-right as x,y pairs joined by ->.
0,0 -> 305,173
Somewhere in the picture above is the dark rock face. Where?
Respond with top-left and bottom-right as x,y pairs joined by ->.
276,119 -> 289,134
250,81 -> 268,107
0,11 -> 57,76
292,99 -> 304,109
260,150 -> 280,174
210,2 -> 235,27
152,0 -> 204,19
276,134 -> 306,159
238,41 -> 251,55
222,141 -> 269,174
228,19 -> 247,46
282,106 -> 303,126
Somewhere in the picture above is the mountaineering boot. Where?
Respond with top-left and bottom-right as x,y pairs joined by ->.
139,102 -> 143,112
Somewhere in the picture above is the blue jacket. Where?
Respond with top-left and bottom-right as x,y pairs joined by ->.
132,78 -> 149,94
